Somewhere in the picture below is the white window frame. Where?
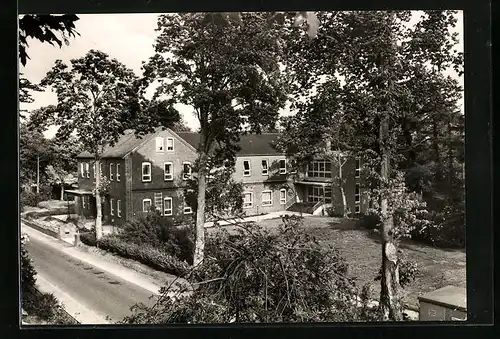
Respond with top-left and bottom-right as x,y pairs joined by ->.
262,190 -> 273,206
142,198 -> 152,212
110,198 -> 114,216
306,160 -> 332,178
80,163 -> 85,177
163,197 -> 173,216
99,162 -> 103,177
182,162 -> 192,180
355,158 -> 361,178
93,163 -> 96,178
279,159 -> 287,174
261,159 -> 269,176
355,204 -> 361,214
109,163 -> 114,181
280,189 -> 287,205
243,192 -> 253,209
164,162 -> 173,181
142,162 -> 152,182
289,159 -> 297,174
183,199 -> 192,214
82,196 -> 86,209
355,183 -> 360,203
155,137 -> 165,152
243,160 -> 251,176
85,163 -> 90,178
117,199 -> 121,217
166,137 -> 174,152
116,163 -> 120,182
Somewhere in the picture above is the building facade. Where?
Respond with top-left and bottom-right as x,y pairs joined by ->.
68,128 -> 368,227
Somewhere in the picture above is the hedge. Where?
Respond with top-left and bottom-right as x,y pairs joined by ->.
79,232 -> 189,277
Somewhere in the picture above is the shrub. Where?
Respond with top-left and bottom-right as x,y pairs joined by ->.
20,190 -> 39,208
123,215 -> 375,324
360,211 -> 381,230
375,250 -> 419,289
79,231 -> 97,247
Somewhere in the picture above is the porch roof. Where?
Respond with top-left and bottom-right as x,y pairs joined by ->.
65,189 -> 93,196
295,181 -> 332,187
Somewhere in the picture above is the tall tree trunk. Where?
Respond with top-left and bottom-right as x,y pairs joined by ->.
337,155 -> 348,218
193,151 -> 208,266
60,183 -> 64,201
379,114 -> 402,321
95,158 -> 103,241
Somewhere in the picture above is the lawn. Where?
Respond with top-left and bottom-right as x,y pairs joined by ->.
208,215 -> 466,310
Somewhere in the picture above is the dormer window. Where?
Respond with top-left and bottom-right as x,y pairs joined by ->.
243,160 -> 251,176
279,159 -> 287,174
155,137 -> 164,152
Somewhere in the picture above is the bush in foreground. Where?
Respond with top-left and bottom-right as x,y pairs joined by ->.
123,216 -> 380,324
79,231 -> 189,277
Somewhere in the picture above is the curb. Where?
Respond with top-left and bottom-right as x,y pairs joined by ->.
22,218 -> 59,239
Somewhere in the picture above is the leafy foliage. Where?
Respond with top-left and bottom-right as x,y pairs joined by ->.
123,216 -> 379,324
18,14 -> 80,66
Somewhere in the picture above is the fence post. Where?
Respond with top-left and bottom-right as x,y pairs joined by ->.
57,226 -> 63,240
74,232 -> 80,246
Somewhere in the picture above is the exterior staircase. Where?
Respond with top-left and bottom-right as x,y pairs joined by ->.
286,202 -> 317,214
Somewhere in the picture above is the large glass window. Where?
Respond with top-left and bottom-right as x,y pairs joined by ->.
307,185 -> 332,203
306,160 -> 332,178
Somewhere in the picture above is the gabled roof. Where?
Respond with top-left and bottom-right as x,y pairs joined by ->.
77,129 -> 283,159
76,128 -> 162,159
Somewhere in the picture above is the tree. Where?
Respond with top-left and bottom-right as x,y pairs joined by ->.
141,13 -> 288,266
18,14 -> 80,67
278,10 -> 462,320
35,49 -> 142,240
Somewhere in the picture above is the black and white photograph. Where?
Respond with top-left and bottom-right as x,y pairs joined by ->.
18,11 -> 467,325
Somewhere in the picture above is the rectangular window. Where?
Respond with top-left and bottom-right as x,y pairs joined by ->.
243,160 -> 251,176
117,200 -> 122,217
261,160 -> 268,176
262,190 -> 273,206
80,163 -> 84,177
280,189 -> 287,205
289,159 -> 297,174
355,183 -> 360,203
109,163 -> 114,181
116,163 -> 120,182
355,204 -> 361,214
142,162 -> 151,182
306,160 -> 332,178
183,162 -> 192,180
154,192 -> 163,214
164,197 -> 173,216
307,185 -> 331,203
279,159 -> 287,174
99,162 -> 103,177
155,137 -> 164,152
243,192 -> 253,209
82,196 -> 86,209
164,162 -> 173,181
184,198 -> 192,214
110,198 -> 114,216
93,163 -> 96,178
143,199 -> 152,212
355,158 -> 361,178
85,163 -> 90,178
166,137 -> 174,151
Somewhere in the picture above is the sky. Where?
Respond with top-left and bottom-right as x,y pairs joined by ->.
19,12 -> 464,139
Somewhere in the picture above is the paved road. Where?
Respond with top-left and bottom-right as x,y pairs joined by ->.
25,229 -> 158,323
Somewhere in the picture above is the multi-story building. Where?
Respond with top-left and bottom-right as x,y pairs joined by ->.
67,128 -> 368,227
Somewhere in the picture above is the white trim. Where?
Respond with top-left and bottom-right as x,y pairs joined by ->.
355,183 -> 360,203
355,204 -> 361,214
155,136 -> 165,152
243,159 -> 251,176
163,197 -> 173,216
261,190 -> 273,206
355,158 -> 361,178
242,192 -> 253,209
289,159 -> 297,174
99,162 -> 103,177
261,159 -> 269,176
166,137 -> 174,152
184,204 -> 192,214
116,163 -> 121,182
182,162 -> 192,180
85,163 -> 90,178
117,199 -> 122,217
279,159 -> 287,175
93,163 -> 96,178
80,162 -> 84,177
164,162 -> 173,181
142,198 -> 152,212
110,198 -> 114,216
279,189 -> 287,205
109,163 -> 114,181
142,162 -> 152,182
